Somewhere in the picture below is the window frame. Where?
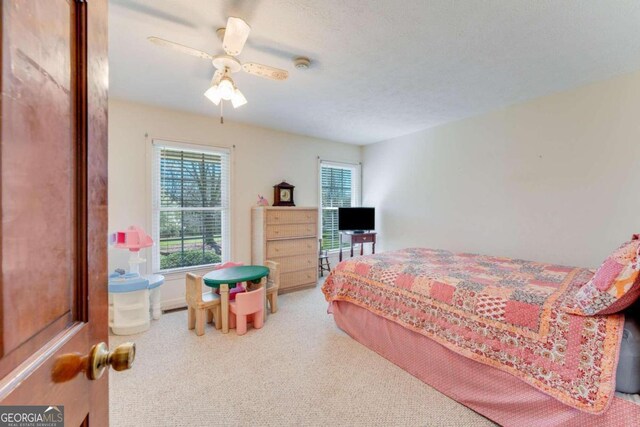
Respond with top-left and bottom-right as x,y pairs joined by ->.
318,159 -> 362,252
150,139 -> 231,274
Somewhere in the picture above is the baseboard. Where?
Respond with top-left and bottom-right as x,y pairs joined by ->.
163,306 -> 187,314
162,297 -> 187,312
279,282 -> 317,294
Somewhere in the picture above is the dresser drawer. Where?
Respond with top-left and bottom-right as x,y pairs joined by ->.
266,223 -> 317,240
281,268 -> 317,289
266,209 -> 316,225
272,253 -> 317,274
267,238 -> 316,258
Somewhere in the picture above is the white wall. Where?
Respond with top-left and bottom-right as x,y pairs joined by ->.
363,70 -> 640,269
109,99 -> 361,308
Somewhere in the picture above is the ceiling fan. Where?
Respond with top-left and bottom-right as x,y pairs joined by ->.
148,16 -> 289,111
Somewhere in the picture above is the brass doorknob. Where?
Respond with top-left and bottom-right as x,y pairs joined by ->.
87,342 -> 135,379
51,342 -> 135,383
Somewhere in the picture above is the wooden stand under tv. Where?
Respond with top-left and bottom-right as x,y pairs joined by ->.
251,206 -> 319,293
339,231 -> 377,262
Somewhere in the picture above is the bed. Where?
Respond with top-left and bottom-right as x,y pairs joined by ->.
322,248 -> 640,426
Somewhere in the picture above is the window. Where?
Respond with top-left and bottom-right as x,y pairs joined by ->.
152,140 -> 230,272
320,160 -> 361,251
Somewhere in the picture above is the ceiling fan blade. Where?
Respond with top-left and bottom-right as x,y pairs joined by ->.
242,63 -> 288,81
222,17 -> 251,56
147,36 -> 213,60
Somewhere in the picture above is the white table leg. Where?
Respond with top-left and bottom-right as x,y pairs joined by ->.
150,287 -> 162,320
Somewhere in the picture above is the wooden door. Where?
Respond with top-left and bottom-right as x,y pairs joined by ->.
0,0 -> 110,425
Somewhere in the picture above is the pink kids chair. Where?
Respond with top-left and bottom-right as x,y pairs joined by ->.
228,285 -> 265,336
212,262 -> 245,301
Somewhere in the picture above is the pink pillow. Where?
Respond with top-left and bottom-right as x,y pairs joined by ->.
562,236 -> 640,316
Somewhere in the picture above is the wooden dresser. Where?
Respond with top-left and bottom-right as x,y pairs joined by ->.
252,207 -> 318,293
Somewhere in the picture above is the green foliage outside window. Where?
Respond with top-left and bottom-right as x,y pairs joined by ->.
157,148 -> 227,270
160,249 -> 221,270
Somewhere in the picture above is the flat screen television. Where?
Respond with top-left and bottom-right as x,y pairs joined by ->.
338,207 -> 375,232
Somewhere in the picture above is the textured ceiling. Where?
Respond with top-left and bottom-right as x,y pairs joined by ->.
109,0 -> 640,145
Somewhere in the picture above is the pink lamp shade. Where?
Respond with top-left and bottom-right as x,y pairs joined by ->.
114,226 -> 153,252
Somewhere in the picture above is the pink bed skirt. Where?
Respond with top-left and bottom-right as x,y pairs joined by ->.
331,301 -> 640,427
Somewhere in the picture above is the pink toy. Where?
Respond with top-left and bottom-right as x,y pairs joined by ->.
257,195 -> 269,206
213,261 -> 245,301
114,226 -> 153,251
112,226 -> 153,275
228,286 -> 265,335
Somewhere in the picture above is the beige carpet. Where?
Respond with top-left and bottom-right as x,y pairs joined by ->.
109,282 -> 496,426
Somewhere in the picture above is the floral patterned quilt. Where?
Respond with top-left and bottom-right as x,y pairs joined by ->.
322,248 -> 624,414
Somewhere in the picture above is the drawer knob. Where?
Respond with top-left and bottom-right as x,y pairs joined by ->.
274,216 -> 279,220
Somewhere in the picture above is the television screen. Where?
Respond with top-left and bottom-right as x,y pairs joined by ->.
338,207 -> 375,231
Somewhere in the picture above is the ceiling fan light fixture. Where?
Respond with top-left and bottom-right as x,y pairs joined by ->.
231,88 -> 247,108
148,15 -> 289,117
218,77 -> 235,100
204,84 -> 222,105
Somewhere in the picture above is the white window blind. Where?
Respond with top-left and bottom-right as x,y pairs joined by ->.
152,140 -> 230,272
319,160 -> 361,251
